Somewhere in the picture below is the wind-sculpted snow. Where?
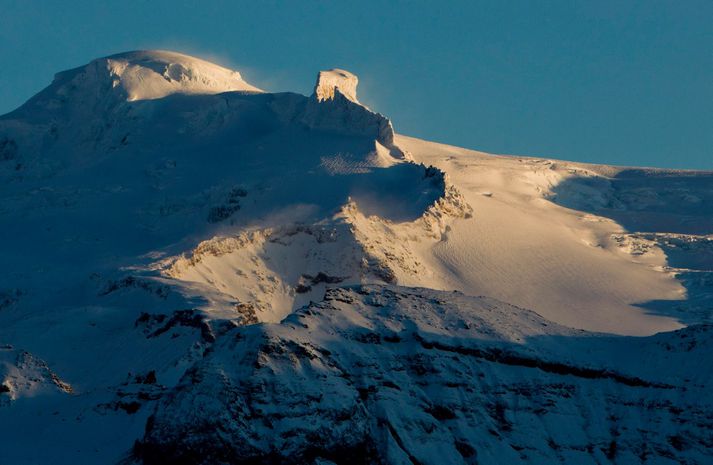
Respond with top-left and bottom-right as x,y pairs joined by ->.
314,69 -> 359,103
0,51 -> 448,325
547,168 -> 713,327
136,286 -> 713,465
1,50 -> 712,464
549,168 -> 713,235
12,50 -> 262,113
396,135 -> 713,335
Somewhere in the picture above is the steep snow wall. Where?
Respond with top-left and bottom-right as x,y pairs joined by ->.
305,68 -> 403,158
314,69 -> 359,103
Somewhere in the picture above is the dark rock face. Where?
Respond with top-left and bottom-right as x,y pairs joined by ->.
135,286 -> 713,465
0,137 -> 17,161
137,322 -> 374,464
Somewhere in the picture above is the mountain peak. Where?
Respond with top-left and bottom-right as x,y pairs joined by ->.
17,50 -> 262,115
98,50 -> 263,101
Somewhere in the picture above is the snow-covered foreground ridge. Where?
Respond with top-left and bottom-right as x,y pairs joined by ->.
0,51 -> 711,464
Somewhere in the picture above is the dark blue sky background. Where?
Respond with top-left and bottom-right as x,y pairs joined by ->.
1,1 -> 711,169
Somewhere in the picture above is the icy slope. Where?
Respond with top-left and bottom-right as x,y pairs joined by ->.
0,51 -> 460,463
0,50 -> 443,322
0,50 -> 712,464
394,135 -> 713,334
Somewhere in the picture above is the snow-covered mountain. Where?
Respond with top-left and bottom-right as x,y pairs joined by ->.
1,51 -> 711,465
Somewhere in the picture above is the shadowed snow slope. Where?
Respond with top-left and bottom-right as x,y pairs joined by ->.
137,286 -> 713,465
0,51 -> 711,465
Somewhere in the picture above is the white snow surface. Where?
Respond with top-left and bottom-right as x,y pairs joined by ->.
0,50 -> 712,464
65,50 -> 261,103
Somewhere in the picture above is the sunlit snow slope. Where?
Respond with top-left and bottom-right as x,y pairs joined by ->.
394,136 -> 713,334
0,51 -> 711,465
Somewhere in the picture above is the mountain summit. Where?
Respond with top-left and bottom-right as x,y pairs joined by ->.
1,51 -> 712,465
46,50 -> 261,104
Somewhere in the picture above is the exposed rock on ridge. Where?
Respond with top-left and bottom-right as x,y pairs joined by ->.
136,286 -> 713,465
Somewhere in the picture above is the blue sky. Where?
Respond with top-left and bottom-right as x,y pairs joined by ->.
1,0 -> 711,169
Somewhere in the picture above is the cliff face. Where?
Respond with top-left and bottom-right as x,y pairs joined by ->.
300,67 -> 402,157
314,69 -> 359,103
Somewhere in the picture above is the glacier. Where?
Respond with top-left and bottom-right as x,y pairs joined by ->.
0,50 -> 711,465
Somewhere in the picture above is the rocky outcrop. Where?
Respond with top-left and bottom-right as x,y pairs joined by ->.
0,347 -> 73,405
161,165 -> 472,322
136,286 -> 713,465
